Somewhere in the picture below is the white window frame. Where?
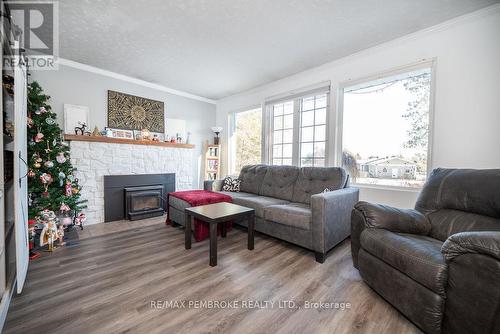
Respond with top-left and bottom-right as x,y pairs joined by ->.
264,84 -> 331,166
227,105 -> 263,175
336,59 -> 437,191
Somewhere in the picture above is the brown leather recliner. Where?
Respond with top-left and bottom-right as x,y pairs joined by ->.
351,168 -> 500,334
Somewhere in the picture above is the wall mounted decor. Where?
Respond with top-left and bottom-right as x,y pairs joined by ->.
107,90 -> 165,133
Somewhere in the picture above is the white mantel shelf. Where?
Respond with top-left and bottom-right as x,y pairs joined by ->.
64,134 -> 195,149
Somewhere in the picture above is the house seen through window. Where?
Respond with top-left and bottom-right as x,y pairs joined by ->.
341,67 -> 432,188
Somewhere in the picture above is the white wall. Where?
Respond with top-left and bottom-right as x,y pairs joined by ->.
216,5 -> 500,208
31,64 -> 216,189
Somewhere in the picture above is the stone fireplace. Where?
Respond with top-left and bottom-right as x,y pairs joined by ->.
68,139 -> 193,224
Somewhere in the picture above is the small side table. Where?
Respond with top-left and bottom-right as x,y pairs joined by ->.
184,202 -> 255,266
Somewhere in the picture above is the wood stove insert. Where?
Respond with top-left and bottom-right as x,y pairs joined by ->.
124,185 -> 164,220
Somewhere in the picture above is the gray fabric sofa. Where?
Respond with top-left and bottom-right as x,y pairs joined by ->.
351,168 -> 500,334
203,164 -> 359,263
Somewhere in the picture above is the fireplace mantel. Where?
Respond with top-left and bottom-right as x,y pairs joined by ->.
64,134 -> 195,149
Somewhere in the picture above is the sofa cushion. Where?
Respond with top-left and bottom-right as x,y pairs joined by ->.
238,165 -> 268,195
360,228 -> 448,295
231,195 -> 289,218
218,191 -> 256,201
259,165 -> 299,201
292,167 -> 348,204
428,209 -> 500,242
264,203 -> 312,230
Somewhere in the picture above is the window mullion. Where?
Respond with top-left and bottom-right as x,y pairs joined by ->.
292,98 -> 301,166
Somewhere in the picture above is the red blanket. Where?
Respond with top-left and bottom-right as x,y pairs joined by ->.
166,190 -> 233,242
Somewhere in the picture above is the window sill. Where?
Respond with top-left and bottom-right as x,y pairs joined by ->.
351,183 -> 422,193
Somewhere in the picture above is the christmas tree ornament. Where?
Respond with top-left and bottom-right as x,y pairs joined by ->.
60,203 -> 70,212
45,117 -> 56,125
27,116 -> 33,128
39,106 -> 47,114
28,169 -> 36,178
44,160 -> 54,168
45,141 -> 52,153
34,132 -> 44,142
65,180 -> 72,197
52,138 -> 57,146
34,162 -> 41,169
40,173 -> 52,184
36,156 -> 42,163
58,171 -> 66,186
40,173 -> 53,184
56,152 -> 67,164
72,187 -> 79,195
29,140 -> 35,146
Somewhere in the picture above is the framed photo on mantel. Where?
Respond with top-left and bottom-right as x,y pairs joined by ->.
64,104 -> 89,135
107,90 -> 165,133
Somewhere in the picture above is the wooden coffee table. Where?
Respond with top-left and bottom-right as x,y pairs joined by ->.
184,202 -> 255,266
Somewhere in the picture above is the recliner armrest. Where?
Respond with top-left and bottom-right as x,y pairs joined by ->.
441,231 -> 500,262
354,201 -> 431,235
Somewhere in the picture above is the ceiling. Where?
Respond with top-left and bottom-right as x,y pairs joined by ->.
52,0 -> 497,100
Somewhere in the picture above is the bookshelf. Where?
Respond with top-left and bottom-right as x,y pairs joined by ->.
204,141 -> 221,181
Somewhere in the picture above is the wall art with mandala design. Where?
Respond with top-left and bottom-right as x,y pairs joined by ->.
107,90 -> 165,133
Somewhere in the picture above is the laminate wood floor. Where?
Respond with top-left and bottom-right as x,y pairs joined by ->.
3,220 -> 421,334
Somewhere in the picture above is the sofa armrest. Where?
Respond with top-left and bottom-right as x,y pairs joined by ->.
354,201 -> 431,235
311,187 -> 359,257
203,179 -> 224,191
442,231 -> 500,262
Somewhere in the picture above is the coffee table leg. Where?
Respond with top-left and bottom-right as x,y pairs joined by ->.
248,213 -> 255,250
210,223 -> 218,266
185,213 -> 192,250
221,222 -> 227,238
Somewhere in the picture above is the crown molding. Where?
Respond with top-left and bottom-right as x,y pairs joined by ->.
57,58 -> 216,104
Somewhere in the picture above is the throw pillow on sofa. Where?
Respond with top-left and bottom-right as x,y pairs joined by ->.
222,177 -> 241,192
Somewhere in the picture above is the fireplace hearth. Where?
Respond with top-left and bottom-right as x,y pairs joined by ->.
125,185 -> 164,220
104,173 -> 175,222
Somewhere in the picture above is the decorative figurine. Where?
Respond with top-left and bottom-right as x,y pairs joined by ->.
38,210 -> 59,252
74,212 -> 86,230
92,126 -> 101,136
74,121 -> 88,135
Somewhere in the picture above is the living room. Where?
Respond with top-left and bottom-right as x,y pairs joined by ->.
0,1 -> 499,333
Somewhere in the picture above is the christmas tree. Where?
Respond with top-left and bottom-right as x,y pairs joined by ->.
27,81 -> 87,221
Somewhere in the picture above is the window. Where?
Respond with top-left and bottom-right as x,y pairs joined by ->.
299,94 -> 327,167
340,66 -> 433,188
268,89 -> 329,166
228,107 -> 262,174
271,101 -> 294,165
